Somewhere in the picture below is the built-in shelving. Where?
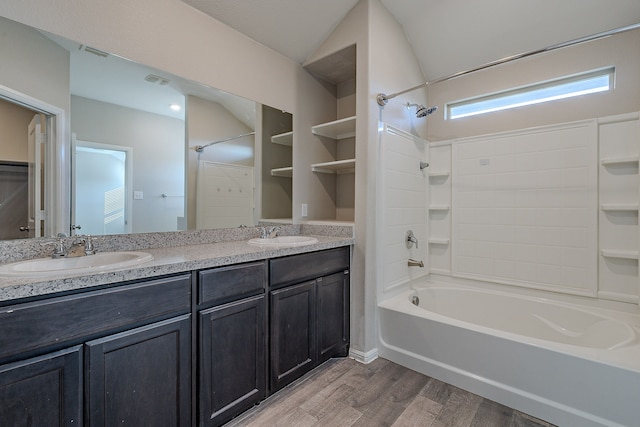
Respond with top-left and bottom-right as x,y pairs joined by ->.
304,44 -> 357,224
597,113 -> 640,305
270,167 -> 293,177
311,116 -> 356,139
270,131 -> 293,146
311,159 -> 356,174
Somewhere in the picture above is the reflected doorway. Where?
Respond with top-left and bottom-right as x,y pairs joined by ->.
0,95 -> 51,239
73,139 -> 132,235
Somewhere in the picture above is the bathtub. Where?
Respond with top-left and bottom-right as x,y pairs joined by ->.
377,283 -> 640,427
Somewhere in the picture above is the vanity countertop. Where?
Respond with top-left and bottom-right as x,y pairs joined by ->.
0,235 -> 353,303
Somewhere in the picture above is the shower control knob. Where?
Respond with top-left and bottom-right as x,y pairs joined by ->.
406,230 -> 418,249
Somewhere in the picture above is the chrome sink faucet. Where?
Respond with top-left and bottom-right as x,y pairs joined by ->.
260,226 -> 281,239
67,235 -> 95,257
41,239 -> 67,259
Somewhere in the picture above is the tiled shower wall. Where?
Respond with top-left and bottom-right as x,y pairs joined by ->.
378,124 -> 428,297
429,113 -> 640,304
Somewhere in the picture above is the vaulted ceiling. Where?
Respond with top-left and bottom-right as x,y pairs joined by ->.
181,0 -> 640,81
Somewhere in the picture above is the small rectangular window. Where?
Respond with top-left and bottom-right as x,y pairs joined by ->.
447,67 -> 615,120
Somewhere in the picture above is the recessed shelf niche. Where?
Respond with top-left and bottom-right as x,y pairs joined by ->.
304,44 -> 356,223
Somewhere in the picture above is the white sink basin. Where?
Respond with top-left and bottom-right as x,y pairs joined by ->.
0,251 -> 154,277
248,236 -> 319,247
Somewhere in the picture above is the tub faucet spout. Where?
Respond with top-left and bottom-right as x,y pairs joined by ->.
408,259 -> 424,267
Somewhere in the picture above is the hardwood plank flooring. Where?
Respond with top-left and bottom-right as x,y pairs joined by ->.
225,358 -> 557,427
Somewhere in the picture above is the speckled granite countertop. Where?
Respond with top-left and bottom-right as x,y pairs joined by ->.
0,235 -> 353,303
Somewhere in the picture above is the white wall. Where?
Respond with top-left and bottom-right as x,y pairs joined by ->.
0,0 -> 297,114
0,99 -> 33,162
302,0 -> 430,358
0,15 -> 71,234
71,96 -> 184,233
427,28 -> 640,140
0,16 -> 69,112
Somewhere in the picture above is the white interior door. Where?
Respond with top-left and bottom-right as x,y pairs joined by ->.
73,139 -> 132,235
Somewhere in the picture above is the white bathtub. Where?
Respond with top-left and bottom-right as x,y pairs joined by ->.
377,283 -> 640,427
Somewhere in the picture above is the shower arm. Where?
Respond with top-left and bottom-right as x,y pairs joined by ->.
195,131 -> 256,153
376,22 -> 640,107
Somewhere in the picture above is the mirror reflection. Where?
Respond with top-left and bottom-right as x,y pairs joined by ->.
0,15 -> 292,240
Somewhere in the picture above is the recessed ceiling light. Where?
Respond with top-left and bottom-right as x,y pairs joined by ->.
145,74 -> 170,85
169,104 -> 181,112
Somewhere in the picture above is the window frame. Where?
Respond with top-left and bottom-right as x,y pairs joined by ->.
446,67 -> 615,120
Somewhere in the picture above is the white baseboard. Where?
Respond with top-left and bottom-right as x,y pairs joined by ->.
349,347 -> 378,364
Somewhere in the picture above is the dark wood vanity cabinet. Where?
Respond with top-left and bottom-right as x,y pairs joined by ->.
85,315 -> 191,427
269,247 -> 350,392
0,245 -> 350,427
197,261 -> 267,427
0,346 -> 82,426
270,280 -> 317,391
0,273 -> 192,427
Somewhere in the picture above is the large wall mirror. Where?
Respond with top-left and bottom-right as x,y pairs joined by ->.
0,15 -> 293,240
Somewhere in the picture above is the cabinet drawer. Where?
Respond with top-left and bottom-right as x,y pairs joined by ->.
198,261 -> 266,306
270,247 -> 350,289
0,274 -> 191,362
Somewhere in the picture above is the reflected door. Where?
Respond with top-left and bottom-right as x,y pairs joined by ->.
73,139 -> 132,235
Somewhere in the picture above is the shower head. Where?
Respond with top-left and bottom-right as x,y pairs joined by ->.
407,103 -> 438,118
416,105 -> 437,118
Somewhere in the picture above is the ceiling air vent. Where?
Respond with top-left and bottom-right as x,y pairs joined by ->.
144,74 -> 171,85
78,45 -> 109,58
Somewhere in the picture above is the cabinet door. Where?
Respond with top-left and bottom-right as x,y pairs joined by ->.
85,315 -> 191,427
0,346 -> 82,427
317,270 -> 350,363
199,295 -> 266,426
269,280 -> 317,392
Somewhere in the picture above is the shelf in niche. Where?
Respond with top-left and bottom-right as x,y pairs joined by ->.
271,131 -> 293,146
428,172 -> 450,178
428,238 -> 450,245
601,156 -> 639,166
259,218 -> 292,224
311,116 -> 356,139
428,205 -> 450,211
311,159 -> 356,174
600,249 -> 639,260
301,219 -> 355,226
600,203 -> 639,212
270,167 -> 292,177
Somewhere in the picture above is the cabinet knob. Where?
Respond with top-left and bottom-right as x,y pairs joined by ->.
344,270 -> 349,275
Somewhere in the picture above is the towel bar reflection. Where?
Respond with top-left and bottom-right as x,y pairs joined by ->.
161,194 -> 184,198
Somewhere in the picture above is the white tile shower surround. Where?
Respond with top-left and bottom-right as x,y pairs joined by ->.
428,144 -> 452,274
378,124 -> 429,296
451,120 -> 599,297
598,113 -> 640,302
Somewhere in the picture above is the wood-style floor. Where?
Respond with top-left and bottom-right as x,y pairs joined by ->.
226,357 -> 557,427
